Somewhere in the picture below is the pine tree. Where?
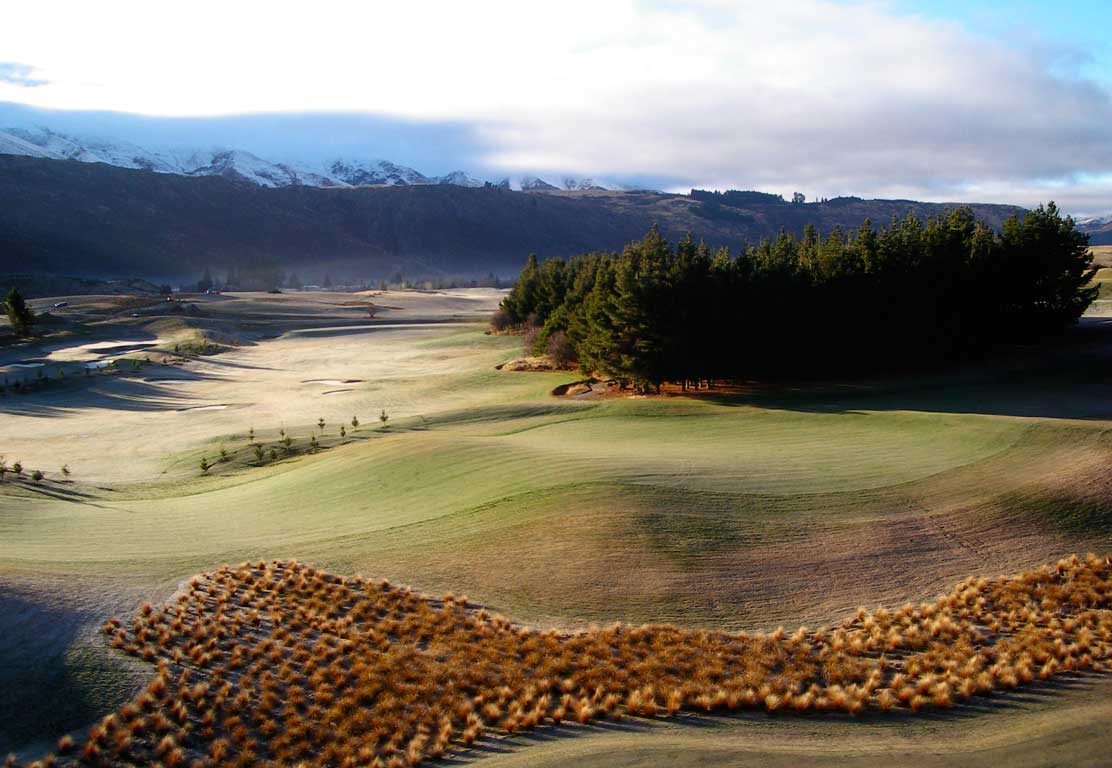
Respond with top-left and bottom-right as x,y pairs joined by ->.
500,254 -> 541,326
611,226 -> 672,390
573,259 -> 620,377
4,288 -> 34,336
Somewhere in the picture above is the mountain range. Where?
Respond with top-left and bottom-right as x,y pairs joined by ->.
0,153 -> 1044,289
0,125 -> 630,192
1078,213 -> 1112,245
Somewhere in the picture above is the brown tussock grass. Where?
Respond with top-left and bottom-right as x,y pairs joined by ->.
16,554 -> 1108,768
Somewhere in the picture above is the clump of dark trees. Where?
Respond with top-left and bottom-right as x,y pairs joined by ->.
493,204 -> 1097,390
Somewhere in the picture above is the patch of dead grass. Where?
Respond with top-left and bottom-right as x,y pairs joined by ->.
14,554 -> 1110,767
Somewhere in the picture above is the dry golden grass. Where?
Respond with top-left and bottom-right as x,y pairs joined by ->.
1089,245 -> 1112,268
16,554 -> 1110,767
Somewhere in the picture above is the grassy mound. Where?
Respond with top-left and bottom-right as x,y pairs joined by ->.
17,554 -> 1109,767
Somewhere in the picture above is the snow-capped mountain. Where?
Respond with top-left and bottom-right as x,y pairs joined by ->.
0,127 -> 463,190
184,150 -> 341,188
1077,213 -> 1112,228
433,170 -> 485,188
322,158 -> 431,187
6,126 -> 183,172
521,175 -> 559,191
1077,212 -> 1112,245
0,124 -> 653,193
561,176 -> 641,192
0,129 -> 54,159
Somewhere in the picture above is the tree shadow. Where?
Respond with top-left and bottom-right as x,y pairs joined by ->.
0,589 -> 146,757
0,367 -> 223,417
0,328 -> 162,367
449,716 -> 662,765
175,353 -> 271,371
448,673 -> 1110,766
698,318 -> 1112,421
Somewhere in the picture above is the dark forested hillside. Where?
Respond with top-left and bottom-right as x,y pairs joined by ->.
0,155 -> 1026,282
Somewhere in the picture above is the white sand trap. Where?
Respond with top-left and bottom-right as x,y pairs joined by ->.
321,389 -> 353,395
85,360 -> 116,370
176,404 -> 230,413
9,362 -> 45,368
302,379 -> 364,385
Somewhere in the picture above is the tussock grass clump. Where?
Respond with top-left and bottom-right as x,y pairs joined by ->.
19,554 -> 1111,767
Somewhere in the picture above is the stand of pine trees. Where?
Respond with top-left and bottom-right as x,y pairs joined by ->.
495,204 -> 1096,390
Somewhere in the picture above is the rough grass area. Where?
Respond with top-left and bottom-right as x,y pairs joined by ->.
1089,246 -> 1112,268
14,554 -> 1111,767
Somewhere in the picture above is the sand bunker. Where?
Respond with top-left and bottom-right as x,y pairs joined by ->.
175,404 -> 230,413
302,378 -> 364,385
321,389 -> 353,395
7,362 -> 45,369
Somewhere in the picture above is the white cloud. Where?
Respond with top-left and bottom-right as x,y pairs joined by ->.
0,0 -> 1110,210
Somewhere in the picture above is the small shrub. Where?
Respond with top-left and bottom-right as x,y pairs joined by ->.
522,326 -> 539,354
379,409 -> 389,429
546,331 -> 576,367
490,307 -> 513,332
31,469 -> 43,482
199,456 -> 210,474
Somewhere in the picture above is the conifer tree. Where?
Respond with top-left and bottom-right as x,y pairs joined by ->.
4,288 -> 34,336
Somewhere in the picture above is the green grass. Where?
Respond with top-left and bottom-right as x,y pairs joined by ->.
1,326 -> 1108,588
0,400 -> 1031,571
2,315 -> 1112,756
1094,267 -> 1112,299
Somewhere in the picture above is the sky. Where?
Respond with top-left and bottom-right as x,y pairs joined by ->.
1,0 -> 1110,214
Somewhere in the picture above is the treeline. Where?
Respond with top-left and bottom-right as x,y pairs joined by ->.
494,204 -> 1096,389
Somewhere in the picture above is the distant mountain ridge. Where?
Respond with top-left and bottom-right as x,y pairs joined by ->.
0,125 -> 629,192
0,154 -> 1030,284
1078,214 -> 1112,245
